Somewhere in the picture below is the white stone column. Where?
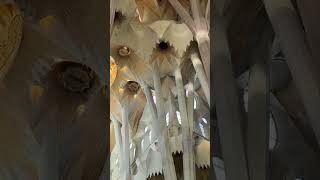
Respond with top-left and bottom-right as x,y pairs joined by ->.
190,51 -> 210,105
144,62 -> 177,180
111,113 -> 123,174
168,0 -> 196,33
186,82 -> 196,178
168,91 -> 180,135
152,63 -> 164,121
110,0 -> 115,35
168,0 -> 210,82
121,101 -> 131,180
175,67 -> 195,180
190,0 -> 210,82
141,82 -> 160,137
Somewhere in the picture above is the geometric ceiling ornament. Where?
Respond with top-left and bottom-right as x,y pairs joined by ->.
149,20 -> 193,58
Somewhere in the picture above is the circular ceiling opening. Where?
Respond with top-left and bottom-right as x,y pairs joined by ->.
114,11 -> 125,25
157,41 -> 169,50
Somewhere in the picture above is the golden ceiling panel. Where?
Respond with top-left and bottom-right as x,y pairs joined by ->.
0,3 -> 23,80
110,56 -> 118,86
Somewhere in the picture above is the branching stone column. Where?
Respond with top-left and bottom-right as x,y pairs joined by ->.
153,62 -> 177,180
205,0 -> 210,27
186,82 -> 196,178
169,0 -> 210,83
142,80 -> 177,180
212,16 -> 249,180
175,67 -> 195,180
190,0 -> 210,83
120,100 -> 131,180
263,0 -> 320,146
152,63 -> 163,120
135,158 -> 148,178
168,90 -> 180,136
111,113 -> 123,175
247,31 -> 272,180
142,82 -> 160,137
168,0 -> 196,33
190,51 -> 210,105
110,0 -> 115,35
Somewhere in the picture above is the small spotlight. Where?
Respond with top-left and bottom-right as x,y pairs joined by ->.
126,81 -> 140,93
118,46 -> 131,56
